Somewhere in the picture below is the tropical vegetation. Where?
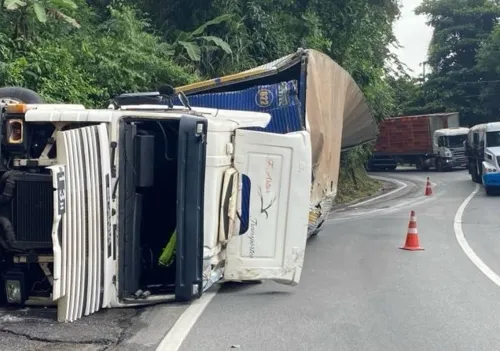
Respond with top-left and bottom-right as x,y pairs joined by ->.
2,0 -> 499,202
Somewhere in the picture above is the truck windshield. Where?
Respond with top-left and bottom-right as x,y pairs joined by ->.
486,131 -> 500,147
447,135 -> 467,148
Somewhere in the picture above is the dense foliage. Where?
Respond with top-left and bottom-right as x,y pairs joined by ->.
0,0 -> 408,200
1,0 -> 403,114
389,0 -> 500,127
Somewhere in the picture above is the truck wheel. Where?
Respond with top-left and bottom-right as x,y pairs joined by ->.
475,161 -> 483,184
309,219 -> 325,237
436,159 -> 444,172
485,187 -> 493,196
0,86 -> 44,104
416,160 -> 422,171
473,171 -> 480,183
470,163 -> 480,183
469,163 -> 477,182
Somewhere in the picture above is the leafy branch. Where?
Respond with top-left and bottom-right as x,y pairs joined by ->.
3,0 -> 80,28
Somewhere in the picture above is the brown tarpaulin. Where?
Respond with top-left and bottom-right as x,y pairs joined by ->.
176,48 -> 377,234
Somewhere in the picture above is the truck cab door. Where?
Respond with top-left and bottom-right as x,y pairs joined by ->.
224,129 -> 312,285
175,115 -> 207,301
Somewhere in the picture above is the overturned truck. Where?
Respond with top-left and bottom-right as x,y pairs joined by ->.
170,48 -> 378,236
0,49 -> 376,322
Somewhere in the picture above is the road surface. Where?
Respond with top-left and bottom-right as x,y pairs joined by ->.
2,169 -> 499,351
162,169 -> 500,351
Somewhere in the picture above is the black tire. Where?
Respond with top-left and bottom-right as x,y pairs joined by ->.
475,161 -> 483,184
473,171 -> 481,183
436,159 -> 444,172
470,163 -> 480,183
0,86 -> 44,104
469,162 -> 476,181
485,187 -> 493,196
309,219 -> 325,237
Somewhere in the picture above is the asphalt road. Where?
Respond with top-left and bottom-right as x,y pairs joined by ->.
174,169 -> 500,351
2,168 -> 500,351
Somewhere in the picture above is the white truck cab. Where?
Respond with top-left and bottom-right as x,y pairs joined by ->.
0,101 -> 312,322
433,127 -> 469,170
465,122 -> 500,194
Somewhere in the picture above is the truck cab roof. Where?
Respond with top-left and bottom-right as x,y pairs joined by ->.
18,103 -> 271,131
434,127 -> 470,137
470,122 -> 500,133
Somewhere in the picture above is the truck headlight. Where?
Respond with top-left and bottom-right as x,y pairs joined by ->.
3,270 -> 26,304
5,280 -> 22,304
444,150 -> 452,158
484,166 -> 498,173
5,119 -> 24,144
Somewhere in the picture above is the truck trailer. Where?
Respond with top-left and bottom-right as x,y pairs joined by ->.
366,112 -> 469,171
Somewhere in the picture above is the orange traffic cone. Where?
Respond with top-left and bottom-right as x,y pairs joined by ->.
400,210 -> 424,251
424,177 -> 432,196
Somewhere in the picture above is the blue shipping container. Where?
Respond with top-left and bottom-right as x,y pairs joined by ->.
173,80 -> 304,134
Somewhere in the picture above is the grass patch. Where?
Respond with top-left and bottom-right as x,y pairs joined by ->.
334,164 -> 382,205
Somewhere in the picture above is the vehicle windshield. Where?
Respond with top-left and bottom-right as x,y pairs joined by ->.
446,134 -> 467,148
486,131 -> 500,147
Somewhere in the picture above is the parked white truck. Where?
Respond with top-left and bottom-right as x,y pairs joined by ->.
465,122 -> 500,195
433,127 -> 470,170
0,50 -> 377,323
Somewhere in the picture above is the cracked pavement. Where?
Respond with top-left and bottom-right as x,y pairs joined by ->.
0,302 -> 188,351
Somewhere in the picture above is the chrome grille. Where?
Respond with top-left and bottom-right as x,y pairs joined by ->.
54,124 -> 113,323
451,148 -> 467,163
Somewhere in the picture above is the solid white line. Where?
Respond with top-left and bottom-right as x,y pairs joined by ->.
156,285 -> 220,351
347,176 -> 407,208
454,184 -> 500,287
326,196 -> 434,223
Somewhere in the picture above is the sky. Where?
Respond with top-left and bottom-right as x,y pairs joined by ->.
391,0 -> 434,77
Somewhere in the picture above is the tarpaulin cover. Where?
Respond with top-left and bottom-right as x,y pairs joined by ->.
175,48 -> 377,235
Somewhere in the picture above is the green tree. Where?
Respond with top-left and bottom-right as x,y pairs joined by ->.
476,24 -> 500,120
3,0 -> 80,29
386,74 -> 424,116
416,0 -> 500,126
0,0 -> 407,200
0,3 -> 197,106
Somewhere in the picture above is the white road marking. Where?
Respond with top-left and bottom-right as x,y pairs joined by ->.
454,184 -> 500,287
327,196 -> 434,223
327,175 -> 435,223
347,176 -> 408,208
156,286 -> 220,351
154,174 -> 436,349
